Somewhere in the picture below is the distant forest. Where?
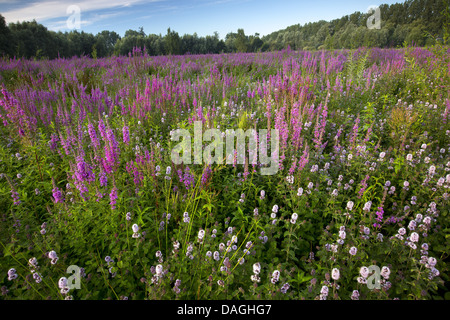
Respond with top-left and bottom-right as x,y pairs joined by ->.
0,0 -> 449,59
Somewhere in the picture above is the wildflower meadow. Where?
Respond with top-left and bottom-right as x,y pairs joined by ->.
0,45 -> 449,301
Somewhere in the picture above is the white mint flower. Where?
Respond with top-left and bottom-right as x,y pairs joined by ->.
360,266 -> 369,279
351,290 -> 360,300
363,201 -> 372,211
320,286 -> 329,296
253,262 -> 261,275
155,264 -> 163,276
415,214 -> 423,223
331,268 -> 340,280
347,201 -> 354,211
429,165 -> 436,175
260,190 -> 265,199
58,277 -> 68,289
381,266 -> 390,279
357,277 -> 367,284
427,257 -> 437,267
251,274 -> 260,283
48,250 -> 58,259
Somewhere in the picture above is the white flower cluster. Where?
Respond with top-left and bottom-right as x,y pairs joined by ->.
58,276 -> 72,299
173,279 -> 181,294
48,250 -> 59,264
270,205 -> 278,224
286,175 -> 294,184
270,269 -> 280,284
183,212 -> 190,223
132,223 -> 141,238
319,285 -> 329,300
251,262 -> 261,283
290,212 -> 298,224
7,268 -> 18,281
156,250 -> 163,263
28,257 -> 42,283
357,266 -> 391,290
151,264 -> 165,284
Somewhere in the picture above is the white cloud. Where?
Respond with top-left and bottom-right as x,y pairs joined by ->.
2,0 -> 161,23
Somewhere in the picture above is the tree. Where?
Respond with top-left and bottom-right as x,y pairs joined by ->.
0,14 -> 14,57
95,31 -> 120,57
164,28 -> 180,55
235,28 -> 248,52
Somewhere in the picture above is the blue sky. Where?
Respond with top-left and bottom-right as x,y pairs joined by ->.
1,0 -> 403,38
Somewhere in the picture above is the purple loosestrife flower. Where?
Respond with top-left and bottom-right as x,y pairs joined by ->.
109,187 -> 118,210
99,171 -> 108,187
105,128 -> 120,169
10,189 -> 20,205
49,133 -> 59,151
357,175 -> 370,199
178,167 -> 195,190
374,207 -> 384,228
88,122 -> 100,149
349,116 -> 360,149
52,187 -> 63,204
74,156 -> 95,183
98,119 -> 107,141
122,125 -> 130,145
201,166 -> 212,186
5,175 -> 20,205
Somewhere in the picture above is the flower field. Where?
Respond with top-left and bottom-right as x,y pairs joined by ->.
0,45 -> 449,300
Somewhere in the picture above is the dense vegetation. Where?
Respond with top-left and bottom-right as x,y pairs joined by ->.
0,44 -> 449,300
0,0 -> 449,59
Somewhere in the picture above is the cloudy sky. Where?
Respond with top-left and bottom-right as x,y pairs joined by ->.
1,0 -> 402,38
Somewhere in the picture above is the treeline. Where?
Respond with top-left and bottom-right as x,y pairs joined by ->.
262,0 -> 449,50
0,0 -> 448,59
